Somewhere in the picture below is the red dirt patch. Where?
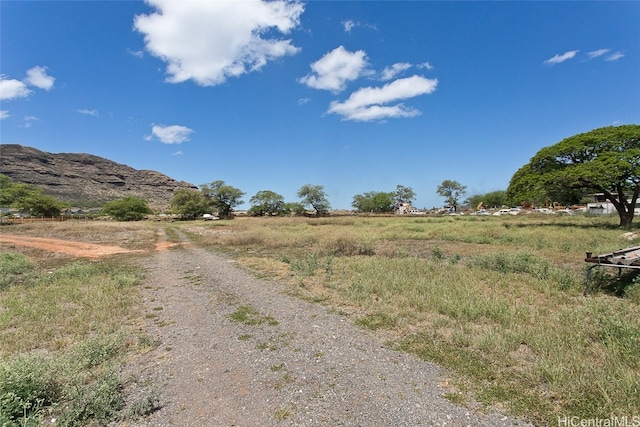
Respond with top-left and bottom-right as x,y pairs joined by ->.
0,235 -> 140,259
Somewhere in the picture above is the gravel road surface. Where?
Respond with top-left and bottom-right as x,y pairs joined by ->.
122,244 -> 534,427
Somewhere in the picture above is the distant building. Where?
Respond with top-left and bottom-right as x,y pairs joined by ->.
396,203 -> 426,215
586,193 -> 640,215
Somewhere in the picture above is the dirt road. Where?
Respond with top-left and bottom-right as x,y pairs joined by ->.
0,231 -> 533,426
123,244 -> 532,426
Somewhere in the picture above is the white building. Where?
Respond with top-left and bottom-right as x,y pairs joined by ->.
586,193 -> 640,215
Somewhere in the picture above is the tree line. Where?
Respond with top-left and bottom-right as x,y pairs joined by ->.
172,125 -> 640,227
2,125 -> 638,227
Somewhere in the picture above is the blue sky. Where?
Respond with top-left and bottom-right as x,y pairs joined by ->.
1,1 -> 638,210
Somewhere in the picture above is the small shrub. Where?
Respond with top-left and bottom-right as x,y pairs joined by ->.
290,254 -> 319,276
70,335 -> 121,369
431,246 -> 444,260
0,354 -> 60,424
124,390 -> 160,418
626,282 -> 640,304
58,370 -> 124,426
0,252 -> 34,290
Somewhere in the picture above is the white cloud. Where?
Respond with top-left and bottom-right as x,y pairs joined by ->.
127,48 -> 144,58
75,109 -> 99,117
146,124 -> 194,144
172,150 -> 183,156
343,20 -> 355,33
134,0 -> 304,86
24,66 -> 55,90
606,51 -> 624,61
341,19 -> 376,33
0,76 -> 31,100
587,49 -> 610,60
418,62 -> 434,70
20,116 -> 39,128
298,97 -> 310,105
300,46 -> 370,93
544,50 -> 579,65
380,63 -> 411,81
0,110 -> 9,120
327,75 -> 438,122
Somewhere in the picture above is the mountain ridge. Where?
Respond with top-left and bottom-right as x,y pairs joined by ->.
0,144 -> 198,209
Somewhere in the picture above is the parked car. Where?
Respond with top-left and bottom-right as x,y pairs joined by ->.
493,208 -> 520,216
555,209 -> 575,215
202,214 -> 219,220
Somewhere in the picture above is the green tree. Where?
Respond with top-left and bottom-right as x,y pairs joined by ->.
507,164 -> 584,208
466,190 -> 507,210
102,196 -> 152,221
283,202 -> 306,216
352,191 -> 395,213
436,180 -> 467,211
248,190 -> 285,216
200,180 -> 245,219
15,193 -> 66,217
393,184 -> 416,206
0,174 -> 66,217
297,184 -> 330,216
170,189 -> 209,219
507,125 -> 640,228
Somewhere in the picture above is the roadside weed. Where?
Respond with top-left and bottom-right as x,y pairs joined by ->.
228,305 -> 279,326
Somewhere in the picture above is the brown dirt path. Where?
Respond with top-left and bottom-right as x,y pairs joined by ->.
0,229 -> 181,258
0,234 -> 139,258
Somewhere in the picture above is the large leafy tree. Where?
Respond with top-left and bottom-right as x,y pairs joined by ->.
297,184 -> 330,216
200,180 -> 245,219
352,191 -> 395,213
170,189 -> 209,218
436,180 -> 467,211
393,184 -> 416,206
0,174 -> 67,217
248,190 -> 285,216
507,125 -> 640,228
102,196 -> 152,221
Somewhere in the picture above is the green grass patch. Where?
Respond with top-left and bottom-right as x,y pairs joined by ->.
0,251 -> 153,426
227,305 -> 279,326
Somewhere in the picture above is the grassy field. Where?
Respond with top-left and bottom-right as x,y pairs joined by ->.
1,215 -> 639,426
0,222 -> 159,426
187,214 -> 640,426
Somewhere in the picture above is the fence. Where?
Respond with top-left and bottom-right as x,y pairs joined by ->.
0,216 -> 92,224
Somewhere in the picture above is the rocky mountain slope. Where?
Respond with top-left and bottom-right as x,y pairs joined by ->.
0,144 -> 197,209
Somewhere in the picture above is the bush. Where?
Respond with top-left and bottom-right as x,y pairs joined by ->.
102,196 -> 152,221
0,355 -> 60,424
0,337 -> 130,426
